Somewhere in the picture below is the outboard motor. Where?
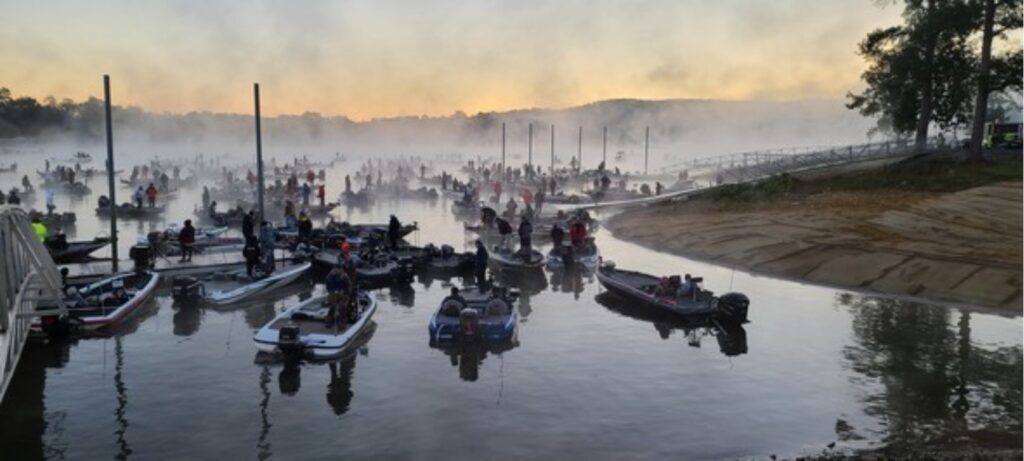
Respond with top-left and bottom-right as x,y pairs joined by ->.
129,243 -> 152,273
277,324 -> 302,355
171,276 -> 204,299
716,292 -> 750,324
458,308 -> 481,341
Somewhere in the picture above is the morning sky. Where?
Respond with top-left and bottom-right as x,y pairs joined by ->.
0,0 -> 902,120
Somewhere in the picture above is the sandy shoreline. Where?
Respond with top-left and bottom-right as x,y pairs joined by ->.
606,181 -> 1023,312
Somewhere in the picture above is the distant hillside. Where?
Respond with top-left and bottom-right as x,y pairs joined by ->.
1,89 -> 877,162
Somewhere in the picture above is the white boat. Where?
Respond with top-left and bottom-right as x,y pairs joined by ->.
34,271 -> 160,332
201,262 -> 311,305
253,292 -> 377,359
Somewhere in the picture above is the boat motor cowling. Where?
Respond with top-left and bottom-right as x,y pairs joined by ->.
458,308 -> 481,340
278,324 -> 302,354
129,243 -> 152,273
717,292 -> 750,323
171,276 -> 204,299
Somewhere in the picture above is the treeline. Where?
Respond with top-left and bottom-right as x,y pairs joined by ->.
847,0 -> 1022,160
0,88 -> 107,138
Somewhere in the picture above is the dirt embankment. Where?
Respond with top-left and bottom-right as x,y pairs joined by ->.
607,181 -> 1022,311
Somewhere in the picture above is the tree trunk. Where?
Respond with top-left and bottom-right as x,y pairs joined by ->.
914,0 -> 940,152
969,0 -> 996,162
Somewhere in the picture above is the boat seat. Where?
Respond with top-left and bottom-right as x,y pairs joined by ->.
486,299 -> 510,316
441,299 -> 464,317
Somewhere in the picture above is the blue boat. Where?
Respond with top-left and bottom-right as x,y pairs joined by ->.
428,286 -> 518,345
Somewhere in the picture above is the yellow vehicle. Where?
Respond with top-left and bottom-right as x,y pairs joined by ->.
983,122 -> 1023,148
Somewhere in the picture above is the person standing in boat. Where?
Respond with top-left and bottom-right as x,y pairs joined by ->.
344,175 -> 352,194
495,216 -> 512,249
45,190 -> 56,215
550,223 -> 565,249
283,201 -> 297,229
474,240 -> 488,288
178,219 -> 196,262
201,186 -> 211,212
387,215 -> 402,250
242,235 -> 261,278
260,221 -> 277,274
569,219 -> 587,248
325,267 -> 351,329
242,210 -> 255,240
301,182 -> 312,207
297,211 -> 313,246
31,216 -> 47,242
145,183 -> 158,208
133,186 -> 145,208
493,180 -> 502,204
518,217 -> 533,254
317,183 -> 326,207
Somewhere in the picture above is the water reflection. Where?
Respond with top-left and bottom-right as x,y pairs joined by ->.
838,294 -> 1023,453
388,284 -> 416,307
433,340 -> 519,382
172,303 -> 203,336
113,336 -> 132,460
595,292 -> 748,357
0,341 -> 70,460
548,265 -> 590,299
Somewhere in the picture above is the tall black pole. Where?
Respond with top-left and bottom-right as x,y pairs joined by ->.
501,122 -> 506,181
602,126 -> 607,165
254,83 -> 265,221
528,123 -> 533,170
103,75 -> 118,272
577,126 -> 582,173
644,126 -> 650,175
550,124 -> 555,174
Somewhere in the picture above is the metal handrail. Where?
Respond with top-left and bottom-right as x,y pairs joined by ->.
0,205 -> 65,403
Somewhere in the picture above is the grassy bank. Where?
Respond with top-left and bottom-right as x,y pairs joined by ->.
706,153 -> 1022,203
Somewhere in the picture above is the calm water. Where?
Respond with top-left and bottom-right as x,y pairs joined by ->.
0,151 -> 1020,460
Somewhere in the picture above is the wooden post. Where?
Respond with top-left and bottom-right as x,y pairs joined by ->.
254,83 -> 265,221
103,75 -> 118,272
550,124 -> 555,174
577,126 -> 582,173
528,123 -> 533,170
644,126 -> 650,175
501,122 -> 506,181
602,126 -> 607,165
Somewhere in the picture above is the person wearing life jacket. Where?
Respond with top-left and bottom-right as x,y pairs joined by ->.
31,216 -> 48,242
145,183 -> 158,207
336,234 -> 353,262
569,220 -> 587,248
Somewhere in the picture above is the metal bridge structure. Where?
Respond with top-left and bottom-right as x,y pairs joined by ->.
0,206 -> 65,402
570,137 -> 954,211
661,138 -> 952,183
